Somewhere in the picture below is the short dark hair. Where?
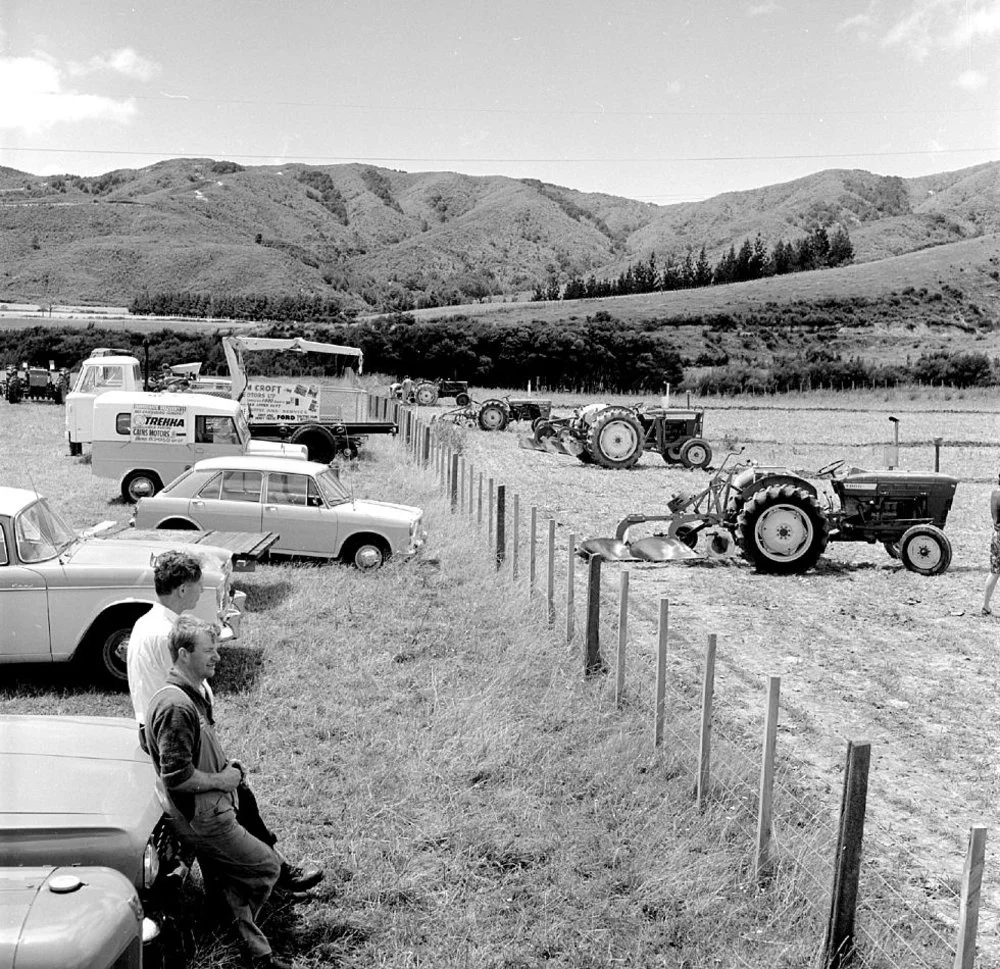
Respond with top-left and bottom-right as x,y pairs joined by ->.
153,551 -> 202,597
167,614 -> 219,661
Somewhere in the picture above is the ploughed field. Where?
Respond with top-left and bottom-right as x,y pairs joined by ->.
451,387 -> 1000,949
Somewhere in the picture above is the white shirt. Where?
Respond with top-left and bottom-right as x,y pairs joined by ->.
127,602 -> 180,724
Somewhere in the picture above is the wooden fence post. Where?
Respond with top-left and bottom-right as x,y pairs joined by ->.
546,519 -> 556,625
512,494 -> 520,579
756,676 -> 781,882
583,554 -> 604,676
450,453 -> 459,511
529,507 -> 537,596
696,633 -> 717,811
566,532 -> 575,643
468,460 -> 475,517
615,569 -> 628,706
422,425 -> 431,467
477,473 -> 483,526
653,599 -> 668,747
487,479 -> 494,545
495,485 -> 506,568
954,825 -> 988,969
824,740 -> 871,969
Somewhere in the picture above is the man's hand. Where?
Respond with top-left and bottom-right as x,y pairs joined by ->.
217,763 -> 244,792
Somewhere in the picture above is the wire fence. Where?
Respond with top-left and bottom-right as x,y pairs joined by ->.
372,393 -> 992,969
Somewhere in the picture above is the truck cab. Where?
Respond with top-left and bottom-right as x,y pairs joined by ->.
65,354 -> 143,455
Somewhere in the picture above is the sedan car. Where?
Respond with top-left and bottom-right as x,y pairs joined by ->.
132,455 -> 427,570
0,715 -> 178,964
0,486 -> 245,687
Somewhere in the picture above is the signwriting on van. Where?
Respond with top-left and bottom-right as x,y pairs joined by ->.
130,402 -> 187,443
243,380 -> 321,423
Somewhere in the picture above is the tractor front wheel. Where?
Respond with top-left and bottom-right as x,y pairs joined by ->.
680,438 -> 713,469
736,484 -> 829,574
478,400 -> 510,431
585,407 -> 644,470
898,525 -> 952,576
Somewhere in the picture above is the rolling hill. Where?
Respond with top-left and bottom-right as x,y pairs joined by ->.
0,158 -> 997,313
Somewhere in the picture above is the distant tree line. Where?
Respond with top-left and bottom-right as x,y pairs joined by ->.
128,292 -> 353,323
687,349 -> 997,395
534,226 -> 855,301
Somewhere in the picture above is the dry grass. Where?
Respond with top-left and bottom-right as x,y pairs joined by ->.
0,397 -> 993,968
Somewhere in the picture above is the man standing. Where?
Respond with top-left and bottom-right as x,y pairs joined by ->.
146,616 -> 288,969
983,473 -> 1000,615
127,550 -> 322,894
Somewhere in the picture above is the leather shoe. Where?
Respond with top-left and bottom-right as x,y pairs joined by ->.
277,862 -> 324,893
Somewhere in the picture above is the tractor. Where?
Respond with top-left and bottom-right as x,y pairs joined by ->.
526,403 -> 711,470
391,378 -> 472,407
4,364 -> 68,403
581,452 -> 959,575
432,395 -> 553,431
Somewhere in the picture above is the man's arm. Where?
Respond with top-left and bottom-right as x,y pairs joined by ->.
147,699 -> 242,794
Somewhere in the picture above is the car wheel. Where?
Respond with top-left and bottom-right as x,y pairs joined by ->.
346,538 -> 390,571
122,470 -> 162,503
85,622 -> 133,688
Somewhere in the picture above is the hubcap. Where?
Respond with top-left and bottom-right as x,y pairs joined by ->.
685,444 -> 707,466
356,546 -> 383,570
907,536 -> 943,570
129,478 -> 155,499
598,421 -> 639,461
755,504 -> 813,561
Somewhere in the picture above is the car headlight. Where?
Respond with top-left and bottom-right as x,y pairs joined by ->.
143,838 -> 161,890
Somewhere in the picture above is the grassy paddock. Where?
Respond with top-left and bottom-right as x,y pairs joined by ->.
0,399 -> 984,968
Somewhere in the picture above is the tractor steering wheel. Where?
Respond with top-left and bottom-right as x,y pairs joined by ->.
816,459 -> 845,475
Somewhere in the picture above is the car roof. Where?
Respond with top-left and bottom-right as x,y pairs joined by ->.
0,487 -> 41,516
191,455 -> 332,475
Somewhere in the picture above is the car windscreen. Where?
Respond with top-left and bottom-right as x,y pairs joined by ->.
314,469 -> 350,505
15,499 -> 78,563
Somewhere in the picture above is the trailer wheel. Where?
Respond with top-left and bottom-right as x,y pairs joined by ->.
680,438 -> 713,470
415,383 -> 439,406
585,407 -> 644,469
290,426 -> 337,464
478,400 -> 509,432
899,525 -> 952,576
122,470 -> 162,503
736,484 -> 829,574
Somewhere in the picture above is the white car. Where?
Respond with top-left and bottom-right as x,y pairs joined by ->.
0,487 -> 245,686
132,455 -> 426,570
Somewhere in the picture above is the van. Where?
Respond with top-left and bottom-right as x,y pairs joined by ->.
91,391 -> 308,502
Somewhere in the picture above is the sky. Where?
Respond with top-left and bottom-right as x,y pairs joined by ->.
0,0 -> 998,204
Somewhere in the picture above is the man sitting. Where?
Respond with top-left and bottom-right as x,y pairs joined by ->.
147,616 -> 292,968
128,550 -> 322,896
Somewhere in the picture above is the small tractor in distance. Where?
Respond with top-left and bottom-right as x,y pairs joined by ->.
431,395 -> 554,431
525,402 -> 712,470
582,452 -> 959,575
391,378 -> 471,407
3,363 -> 69,404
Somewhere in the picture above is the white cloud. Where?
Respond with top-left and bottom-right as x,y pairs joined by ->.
0,55 -> 136,133
954,68 -> 989,88
84,47 -> 161,82
880,0 -> 1000,58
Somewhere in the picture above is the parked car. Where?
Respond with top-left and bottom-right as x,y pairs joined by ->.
132,455 -> 427,570
0,866 -> 145,969
0,715 -> 180,964
0,486 -> 245,686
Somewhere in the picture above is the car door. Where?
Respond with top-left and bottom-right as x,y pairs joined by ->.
188,469 -> 264,533
261,472 -> 336,557
0,517 -> 51,662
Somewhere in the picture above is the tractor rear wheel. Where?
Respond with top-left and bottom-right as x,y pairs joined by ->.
736,484 -> 829,574
478,399 -> 509,432
585,407 -> 644,470
415,383 -> 439,406
898,525 -> 952,576
680,438 -> 712,469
